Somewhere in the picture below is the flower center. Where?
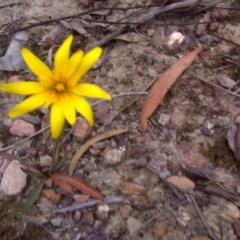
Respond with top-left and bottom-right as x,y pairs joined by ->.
55,83 -> 66,92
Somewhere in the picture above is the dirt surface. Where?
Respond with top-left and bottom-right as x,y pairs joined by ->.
1,0 -> 240,240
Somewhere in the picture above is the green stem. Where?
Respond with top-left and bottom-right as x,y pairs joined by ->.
51,138 -> 61,173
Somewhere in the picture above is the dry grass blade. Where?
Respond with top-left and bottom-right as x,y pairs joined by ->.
140,47 -> 202,135
69,128 -> 128,175
52,173 -> 104,200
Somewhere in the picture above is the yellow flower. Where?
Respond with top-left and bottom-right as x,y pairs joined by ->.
0,35 -> 111,138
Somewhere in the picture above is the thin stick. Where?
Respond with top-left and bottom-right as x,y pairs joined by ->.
205,80 -> 240,115
128,200 -> 188,238
92,92 -> 147,106
0,0 -> 24,8
88,0 -> 198,49
0,125 -> 50,152
190,195 -> 219,240
56,196 -> 123,213
189,74 -> 240,97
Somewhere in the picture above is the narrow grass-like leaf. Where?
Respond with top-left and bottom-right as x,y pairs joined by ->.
23,176 -> 48,212
53,153 -> 67,172
21,168 -> 45,178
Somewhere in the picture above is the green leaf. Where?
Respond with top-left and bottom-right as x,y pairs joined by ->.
22,176 -> 48,212
53,153 -> 67,172
21,168 -> 45,178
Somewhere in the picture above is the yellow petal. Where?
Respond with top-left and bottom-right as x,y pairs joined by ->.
50,100 -> 65,139
70,83 -> 111,100
68,47 -> 102,86
21,48 -> 53,81
0,82 -> 46,95
54,35 -> 73,81
60,93 -> 76,125
9,92 -> 48,118
66,50 -> 84,86
70,93 -> 94,126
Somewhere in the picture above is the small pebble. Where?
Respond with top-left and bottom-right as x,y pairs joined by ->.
96,204 -> 109,221
166,176 -> 195,192
131,195 -> 148,210
118,181 -> 145,195
159,170 -> 171,179
74,210 -> 82,221
103,146 -> 126,166
1,160 -> 27,196
127,217 -> 142,236
42,189 -> 61,204
147,154 -> 167,174
9,119 -> 36,137
80,209 -> 94,225
39,155 -> 52,167
51,216 -> 63,227
72,117 -> 92,142
120,205 -> 133,219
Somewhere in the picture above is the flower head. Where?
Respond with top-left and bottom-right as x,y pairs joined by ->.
0,35 -> 111,138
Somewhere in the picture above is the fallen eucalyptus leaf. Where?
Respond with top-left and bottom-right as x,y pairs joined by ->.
140,47 -> 202,135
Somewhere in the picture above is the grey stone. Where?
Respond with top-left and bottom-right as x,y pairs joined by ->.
1,160 -> 27,196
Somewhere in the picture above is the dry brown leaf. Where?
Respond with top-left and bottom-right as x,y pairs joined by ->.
140,47 -> 202,135
52,173 -> 104,200
115,32 -> 147,43
51,173 -> 74,194
69,128 -> 128,175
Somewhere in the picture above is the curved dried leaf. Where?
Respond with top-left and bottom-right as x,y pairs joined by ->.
69,128 -> 128,175
140,47 -> 202,135
53,173 -> 104,200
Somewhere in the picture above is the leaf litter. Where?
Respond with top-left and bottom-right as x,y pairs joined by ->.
140,46 -> 202,135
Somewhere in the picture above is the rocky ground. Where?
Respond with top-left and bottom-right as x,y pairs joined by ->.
1,0 -> 240,239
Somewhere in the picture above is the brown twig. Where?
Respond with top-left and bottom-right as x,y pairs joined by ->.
56,196 -> 123,213
0,125 -> 50,152
205,80 -> 240,116
0,0 -> 25,8
189,74 -> 240,98
128,199 -> 188,238
87,0 -> 201,49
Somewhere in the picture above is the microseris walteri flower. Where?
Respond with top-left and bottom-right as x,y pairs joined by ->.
0,35 -> 111,138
